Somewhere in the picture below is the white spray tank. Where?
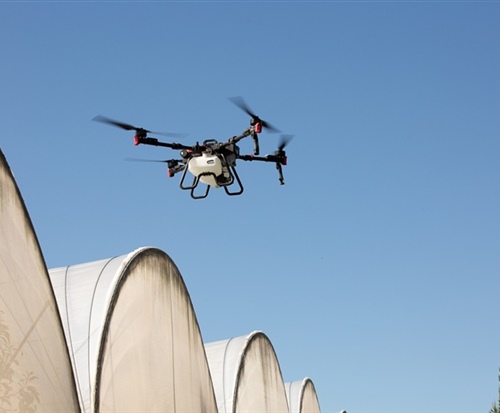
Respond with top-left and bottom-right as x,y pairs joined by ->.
187,153 -> 223,188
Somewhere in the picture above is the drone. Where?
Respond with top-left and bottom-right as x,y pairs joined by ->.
93,97 -> 291,199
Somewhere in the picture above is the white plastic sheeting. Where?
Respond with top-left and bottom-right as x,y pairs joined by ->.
1,147 -> 322,413
49,247 -> 217,413
285,378 -> 321,413
205,331 -> 289,413
0,150 -> 80,412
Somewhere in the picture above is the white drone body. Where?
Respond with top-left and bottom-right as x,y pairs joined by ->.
187,153 -> 226,188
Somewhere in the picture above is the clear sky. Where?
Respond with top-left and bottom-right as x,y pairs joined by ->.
1,1 -> 499,412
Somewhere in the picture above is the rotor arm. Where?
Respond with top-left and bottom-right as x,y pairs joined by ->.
228,128 -> 253,145
237,154 -> 277,162
237,152 -> 287,185
135,136 -> 192,150
228,127 -> 261,155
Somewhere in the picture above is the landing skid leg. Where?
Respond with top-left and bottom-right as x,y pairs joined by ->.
223,166 -> 244,196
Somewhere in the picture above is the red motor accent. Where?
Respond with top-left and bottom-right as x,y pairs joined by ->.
134,135 -> 140,146
254,122 -> 262,134
282,155 -> 287,166
168,168 -> 173,178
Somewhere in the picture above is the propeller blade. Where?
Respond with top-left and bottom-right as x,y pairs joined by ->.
154,131 -> 189,139
259,119 -> 280,133
93,115 -> 187,138
228,96 -> 280,133
93,115 -> 148,132
228,96 -> 255,118
278,134 -> 293,151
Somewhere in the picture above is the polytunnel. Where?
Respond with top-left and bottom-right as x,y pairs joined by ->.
48,247 -> 218,413
0,150 -> 80,412
285,378 -> 321,413
205,331 -> 289,413
1,147 -> 323,413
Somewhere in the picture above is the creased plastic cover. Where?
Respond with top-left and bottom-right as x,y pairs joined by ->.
205,331 -> 289,413
0,149 -> 80,412
49,247 -> 217,413
285,378 -> 321,413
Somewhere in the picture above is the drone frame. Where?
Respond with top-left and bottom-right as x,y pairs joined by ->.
93,98 -> 289,199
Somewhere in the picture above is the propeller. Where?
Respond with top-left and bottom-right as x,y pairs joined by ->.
277,134 -> 293,152
274,135 -> 292,174
228,96 -> 280,133
93,115 -> 187,138
274,136 -> 290,185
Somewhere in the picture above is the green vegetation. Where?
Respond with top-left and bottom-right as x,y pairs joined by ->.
490,369 -> 500,413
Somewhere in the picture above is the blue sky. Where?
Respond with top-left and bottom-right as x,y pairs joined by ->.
1,1 -> 499,412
